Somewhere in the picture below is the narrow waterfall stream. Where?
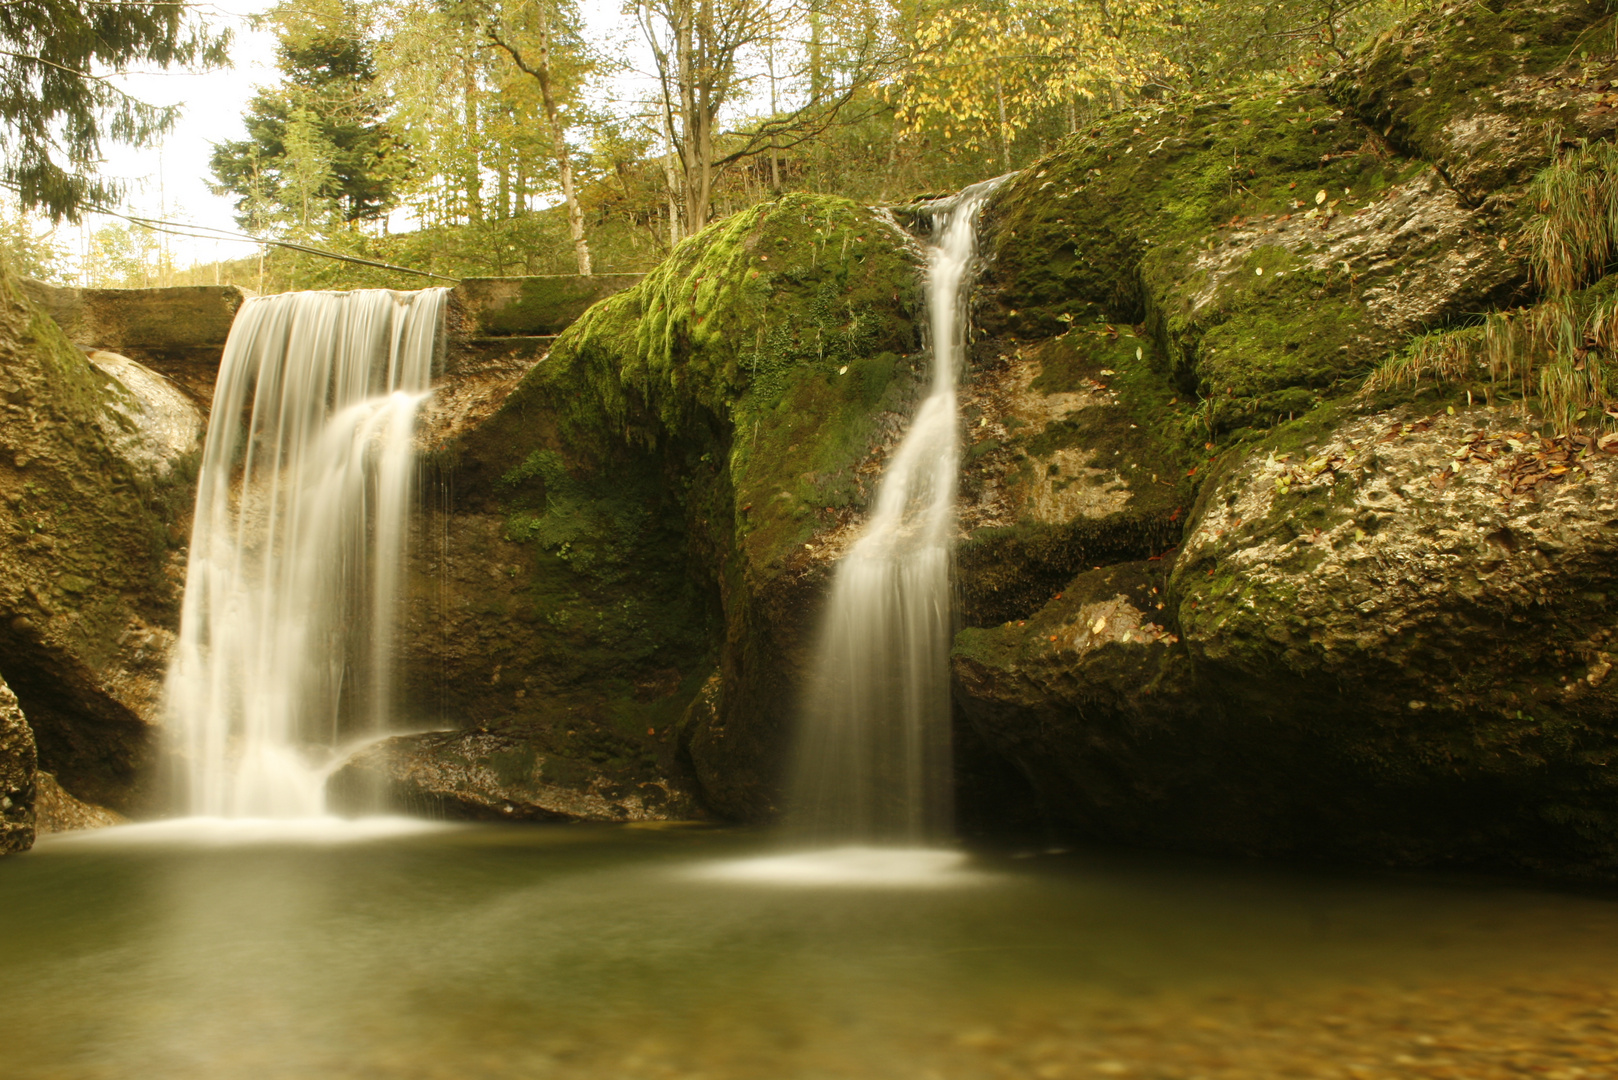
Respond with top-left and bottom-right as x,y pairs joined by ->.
787,178 -> 1006,848
165,288 -> 448,818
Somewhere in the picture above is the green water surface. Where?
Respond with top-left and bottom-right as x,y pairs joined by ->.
4,823 -> 1616,1079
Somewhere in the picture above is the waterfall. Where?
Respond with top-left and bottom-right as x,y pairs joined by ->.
166,288 -> 448,818
790,178 -> 1005,845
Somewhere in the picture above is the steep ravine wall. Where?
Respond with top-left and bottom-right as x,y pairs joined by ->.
381,0 -> 1618,880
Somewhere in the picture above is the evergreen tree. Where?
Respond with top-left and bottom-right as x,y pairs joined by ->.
0,0 -> 229,222
210,2 -> 399,233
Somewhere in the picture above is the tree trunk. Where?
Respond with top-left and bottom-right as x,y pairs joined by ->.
463,59 -> 482,224
662,135 -> 682,246
487,2 -> 593,274
995,73 -> 1011,171
533,5 -> 591,274
676,0 -> 703,229
767,34 -> 781,190
808,4 -> 825,103
497,144 -> 510,222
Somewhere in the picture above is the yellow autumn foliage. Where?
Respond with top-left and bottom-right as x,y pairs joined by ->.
895,0 -> 1179,161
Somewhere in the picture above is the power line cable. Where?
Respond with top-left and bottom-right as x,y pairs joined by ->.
109,211 -> 461,283
0,179 -> 460,283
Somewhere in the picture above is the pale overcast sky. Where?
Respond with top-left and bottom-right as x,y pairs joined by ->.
73,0 -> 281,273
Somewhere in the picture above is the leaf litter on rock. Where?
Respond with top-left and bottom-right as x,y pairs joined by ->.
1439,429 -> 1617,497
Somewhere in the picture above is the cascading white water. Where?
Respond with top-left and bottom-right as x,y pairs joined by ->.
789,178 -> 1006,846
166,288 -> 448,818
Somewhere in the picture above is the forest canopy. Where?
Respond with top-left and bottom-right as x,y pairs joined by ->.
8,0 -> 1429,287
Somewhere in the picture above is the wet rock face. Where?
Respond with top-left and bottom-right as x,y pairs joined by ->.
952,561 -> 1215,846
0,266 -> 197,813
32,771 -> 124,834
957,326 -> 1190,627
395,498 -> 712,820
327,729 -> 706,822
0,676 -> 37,854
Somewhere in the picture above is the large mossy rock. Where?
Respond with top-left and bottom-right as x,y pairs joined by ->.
952,0 -> 1618,879
1170,410 -> 1618,873
397,194 -> 922,821
957,415 -> 1618,876
0,262 -> 199,812
1326,0 -> 1618,207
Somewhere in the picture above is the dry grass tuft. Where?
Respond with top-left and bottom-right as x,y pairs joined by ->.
1363,137 -> 1618,433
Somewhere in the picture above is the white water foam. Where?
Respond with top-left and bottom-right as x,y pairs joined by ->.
165,288 -> 448,818
689,845 -> 987,888
35,816 -> 455,849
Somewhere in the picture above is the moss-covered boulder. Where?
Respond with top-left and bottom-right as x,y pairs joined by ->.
398,194 -> 923,821
977,85 -> 1523,441
1166,407 -> 1618,876
951,0 -> 1618,879
949,3 -> 1611,632
0,675 -> 36,854
957,408 -> 1618,877
0,261 -> 199,812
